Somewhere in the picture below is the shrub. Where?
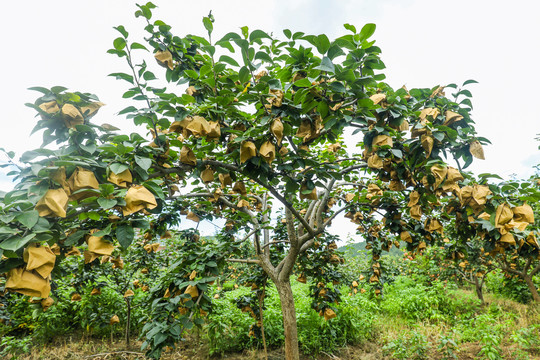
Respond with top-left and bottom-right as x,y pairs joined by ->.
381,276 -> 456,322
206,280 -> 374,356
485,271 -> 535,304
383,328 -> 429,360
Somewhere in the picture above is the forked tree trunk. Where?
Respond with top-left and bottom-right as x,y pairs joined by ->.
523,274 -> 540,302
274,278 -> 300,360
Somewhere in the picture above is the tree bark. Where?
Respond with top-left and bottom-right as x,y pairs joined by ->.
125,297 -> 131,347
523,274 -> 540,302
474,276 -> 485,305
274,278 -> 300,360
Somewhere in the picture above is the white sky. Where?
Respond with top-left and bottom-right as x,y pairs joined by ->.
1,0 -> 539,239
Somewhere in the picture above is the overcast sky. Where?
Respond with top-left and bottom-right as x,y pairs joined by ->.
1,0 -> 539,239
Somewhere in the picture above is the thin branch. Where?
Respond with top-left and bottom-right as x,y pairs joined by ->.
203,159 -> 315,236
524,257 -> 533,274
262,240 -> 290,249
316,178 -> 336,229
531,261 -> 540,276
322,205 -> 352,229
262,193 -> 270,257
240,228 -> 258,243
339,163 -> 368,174
227,258 -> 261,265
300,157 -> 363,175
84,351 -> 144,359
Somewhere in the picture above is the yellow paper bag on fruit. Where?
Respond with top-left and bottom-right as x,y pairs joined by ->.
61,104 -> 84,128
5,267 -> 51,298
67,167 -> 100,201
23,244 -> 56,278
259,141 -> 275,164
39,101 -> 60,114
154,50 -> 174,70
122,185 -> 158,216
108,169 -> 132,187
186,116 -> 210,137
87,235 -> 114,256
233,181 -> 247,195
240,141 -> 257,163
219,173 -> 232,188
200,168 -> 214,183
469,140 -> 485,160
80,101 -> 105,118
180,146 -> 197,166
271,118 -> 284,145
35,188 -> 69,218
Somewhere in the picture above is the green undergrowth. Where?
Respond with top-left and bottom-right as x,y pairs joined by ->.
206,280 -> 375,356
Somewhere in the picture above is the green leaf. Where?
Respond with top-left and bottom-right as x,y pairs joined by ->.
28,86 -> 51,95
238,66 -> 250,84
51,86 -> 68,94
315,56 -> 335,73
110,163 -> 129,175
97,198 -> 117,210
64,230 -> 87,246
327,45 -> 345,60
0,227 -> 20,235
329,81 -> 346,93
113,37 -> 126,51
109,72 -> 134,84
283,29 -> 292,39
80,142 -> 97,154
144,181 -> 165,200
240,26 -> 249,39
254,51 -> 273,63
478,173 -> 503,181
16,210 -> 39,229
267,79 -> 282,90
218,55 -> 239,67
475,219 -> 495,232
130,42 -> 148,51
344,23 -> 357,33
114,25 -> 129,38
293,78 -> 312,87
117,224 -> 135,249
216,40 -> 234,52
203,17 -> 213,34
316,34 -> 331,54
92,225 -> 112,237
143,71 -> 157,81
358,23 -> 376,42
463,79 -> 478,86
249,29 -> 270,43
183,69 -> 199,79
87,212 -> 100,221
118,106 -> 138,115
0,234 -> 36,251
135,155 -> 152,171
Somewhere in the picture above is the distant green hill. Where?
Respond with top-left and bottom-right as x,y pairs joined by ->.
339,241 -> 404,257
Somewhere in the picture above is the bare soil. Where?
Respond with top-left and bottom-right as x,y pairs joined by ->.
9,334 -> 540,360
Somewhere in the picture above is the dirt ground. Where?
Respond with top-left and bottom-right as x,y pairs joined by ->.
8,335 -> 540,360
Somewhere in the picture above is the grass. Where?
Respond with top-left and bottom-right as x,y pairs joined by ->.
2,278 -> 540,360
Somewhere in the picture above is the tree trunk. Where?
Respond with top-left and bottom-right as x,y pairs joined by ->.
474,277 -> 485,305
125,297 -> 131,347
274,279 -> 300,360
523,274 -> 540,302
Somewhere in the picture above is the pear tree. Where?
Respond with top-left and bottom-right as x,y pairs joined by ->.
0,3 -> 512,359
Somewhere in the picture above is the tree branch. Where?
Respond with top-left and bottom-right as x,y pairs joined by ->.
531,260 -> 540,276
227,258 -> 261,265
